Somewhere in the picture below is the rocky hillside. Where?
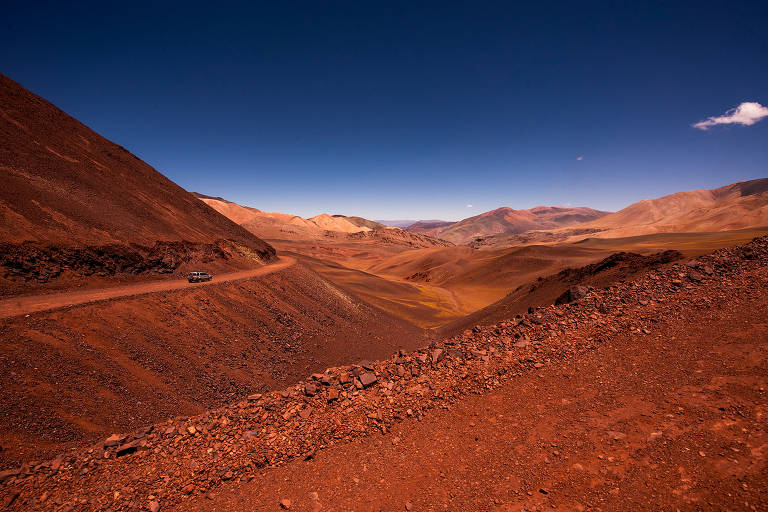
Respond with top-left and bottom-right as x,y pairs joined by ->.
0,263 -> 430,468
0,75 -> 275,293
438,249 -> 683,337
2,235 -> 766,511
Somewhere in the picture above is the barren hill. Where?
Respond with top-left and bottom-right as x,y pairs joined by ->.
0,74 -> 275,294
406,220 -> 456,237
198,194 -> 452,249
419,206 -> 610,244
196,196 -> 374,239
577,178 -> 768,238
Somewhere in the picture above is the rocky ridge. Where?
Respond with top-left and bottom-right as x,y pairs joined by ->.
1,237 -> 767,511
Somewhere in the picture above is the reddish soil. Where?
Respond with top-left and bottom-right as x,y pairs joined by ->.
191,262 -> 768,511
1,237 -> 765,511
0,262 -> 430,467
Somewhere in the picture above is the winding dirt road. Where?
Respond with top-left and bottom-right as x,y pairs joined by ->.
0,256 -> 295,319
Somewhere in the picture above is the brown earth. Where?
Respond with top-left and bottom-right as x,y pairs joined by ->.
272,231 -> 756,330
195,196 -> 373,240
0,74 -> 275,294
188,257 -> 768,512
272,241 -> 620,329
2,236 -> 765,512
0,262 -> 430,468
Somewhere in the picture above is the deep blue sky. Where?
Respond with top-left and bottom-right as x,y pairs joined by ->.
2,1 -> 767,220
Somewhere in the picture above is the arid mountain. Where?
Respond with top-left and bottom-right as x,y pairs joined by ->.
413,206 -> 610,244
196,195 -> 374,240
333,215 -> 387,230
197,194 -> 451,249
577,178 -> 768,238
0,75 -> 273,253
0,74 -> 275,294
406,220 -> 457,237
375,219 -> 420,228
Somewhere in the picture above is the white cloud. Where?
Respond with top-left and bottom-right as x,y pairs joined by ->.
692,102 -> 768,130
576,156 -> 583,161
466,204 -> 473,208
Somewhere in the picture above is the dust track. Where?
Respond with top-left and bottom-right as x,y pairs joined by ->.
0,257 -> 295,319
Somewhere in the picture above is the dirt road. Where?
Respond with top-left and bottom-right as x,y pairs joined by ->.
0,256 -> 295,319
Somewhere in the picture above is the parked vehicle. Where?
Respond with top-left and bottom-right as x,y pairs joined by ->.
188,271 -> 213,283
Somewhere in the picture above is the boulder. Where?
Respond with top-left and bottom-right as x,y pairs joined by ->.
359,373 -> 378,388
555,285 -> 590,305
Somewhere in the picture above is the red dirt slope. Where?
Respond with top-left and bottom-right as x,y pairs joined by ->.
2,236 -> 765,511
0,74 -> 275,292
0,263 -> 430,467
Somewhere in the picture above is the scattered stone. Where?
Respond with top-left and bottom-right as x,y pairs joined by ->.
0,468 -> 20,483
431,348 -> 445,364
148,500 -> 160,512
280,498 -> 292,509
3,490 -> 20,508
359,373 -> 378,388
555,285 -> 589,305
103,434 -> 127,448
305,383 -> 317,396
115,441 -> 140,457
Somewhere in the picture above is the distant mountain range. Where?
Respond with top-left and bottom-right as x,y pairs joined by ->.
405,206 -> 610,244
374,220 -> 420,228
195,195 -> 452,248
